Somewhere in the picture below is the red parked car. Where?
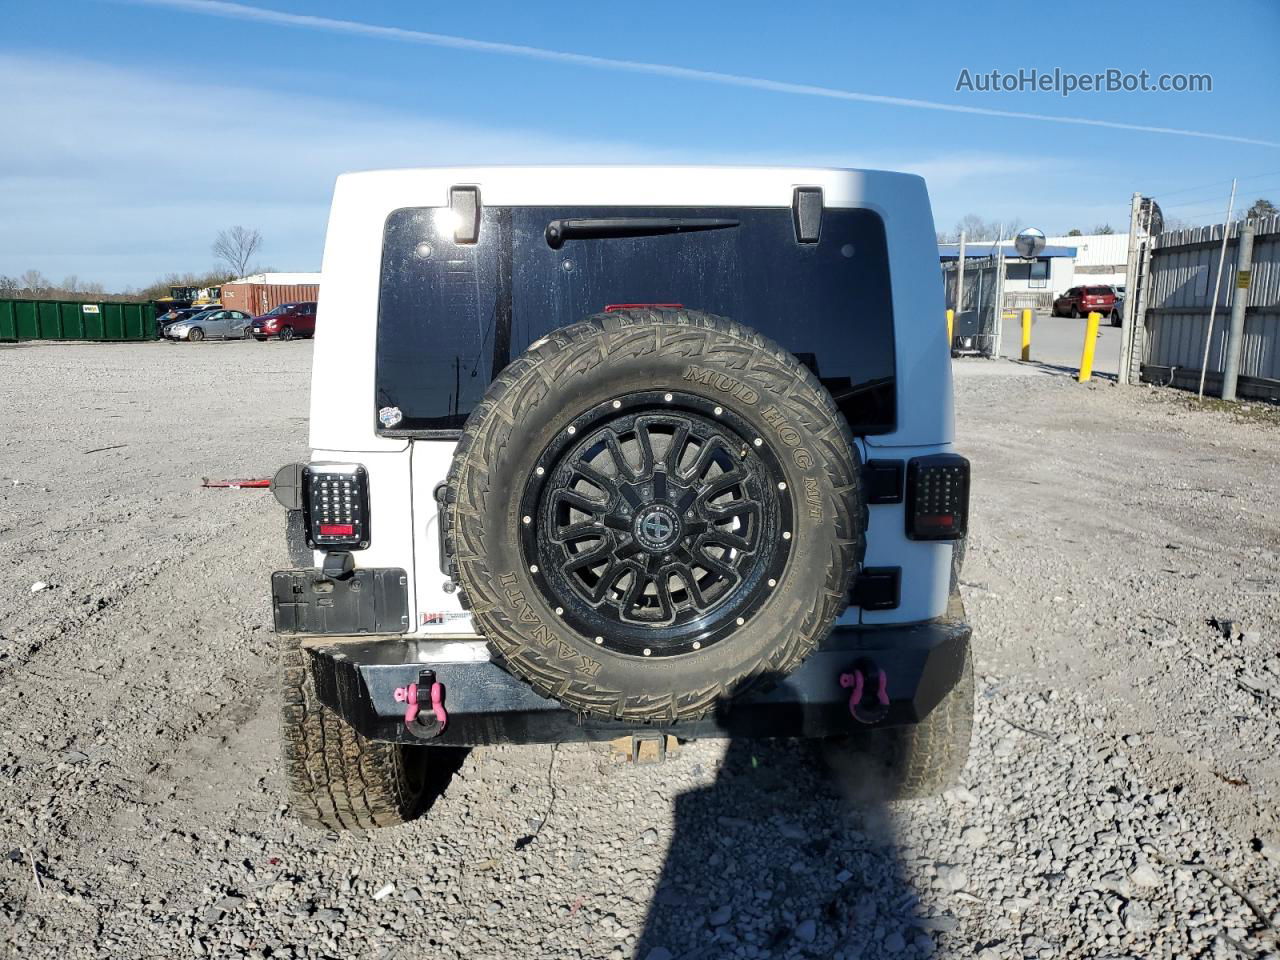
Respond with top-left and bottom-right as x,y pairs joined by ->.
1052,285 -> 1117,320
249,301 -> 318,341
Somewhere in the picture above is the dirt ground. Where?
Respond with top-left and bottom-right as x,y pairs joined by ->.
1,341 -> 1278,960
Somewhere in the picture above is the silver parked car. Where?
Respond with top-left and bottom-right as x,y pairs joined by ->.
164,309 -> 253,342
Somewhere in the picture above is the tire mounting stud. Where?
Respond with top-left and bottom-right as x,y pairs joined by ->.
778,481 -> 787,490
612,400 -> 622,409
643,648 -> 652,656
736,617 -> 745,626
523,515 -> 532,525
714,406 -> 723,415
783,531 -> 792,540
535,466 -> 544,476
768,578 -> 777,588
595,635 -> 603,644
567,425 -> 576,435
663,393 -> 673,402
556,606 -> 564,615
753,438 -> 763,447
692,641 -> 701,650
530,564 -> 539,573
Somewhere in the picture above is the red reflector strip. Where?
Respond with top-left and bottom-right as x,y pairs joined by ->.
603,303 -> 684,312
918,514 -> 955,527
319,523 -> 355,536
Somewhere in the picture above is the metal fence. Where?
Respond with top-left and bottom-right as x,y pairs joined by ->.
1138,215 -> 1280,400
942,255 -> 1004,357
0,299 -> 155,342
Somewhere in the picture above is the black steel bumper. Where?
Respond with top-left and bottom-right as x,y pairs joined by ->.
303,613 -> 971,747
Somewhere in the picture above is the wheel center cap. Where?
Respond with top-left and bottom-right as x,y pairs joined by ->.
633,503 -> 682,552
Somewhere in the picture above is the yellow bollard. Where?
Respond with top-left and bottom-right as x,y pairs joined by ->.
1020,308 -> 1032,362
946,309 -> 954,346
1078,312 -> 1101,382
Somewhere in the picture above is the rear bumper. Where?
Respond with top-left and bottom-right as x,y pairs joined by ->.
301,611 -> 971,746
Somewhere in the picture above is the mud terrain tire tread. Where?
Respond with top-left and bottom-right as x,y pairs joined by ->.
826,622 -> 973,801
874,637 -> 973,798
279,635 -> 426,831
444,308 -> 865,722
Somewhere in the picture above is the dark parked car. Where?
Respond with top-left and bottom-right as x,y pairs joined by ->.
250,301 -> 317,341
1052,285 -> 1117,319
1109,286 -> 1126,326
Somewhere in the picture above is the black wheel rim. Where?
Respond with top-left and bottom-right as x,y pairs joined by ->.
519,391 -> 793,658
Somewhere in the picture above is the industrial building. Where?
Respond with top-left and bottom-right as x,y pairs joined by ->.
1043,233 -> 1129,289
939,231 -> 1129,303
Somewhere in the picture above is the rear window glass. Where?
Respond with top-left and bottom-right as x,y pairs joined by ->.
1086,286 -> 1112,295
376,206 -> 896,435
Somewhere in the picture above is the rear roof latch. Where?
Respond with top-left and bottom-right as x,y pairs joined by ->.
449,185 -> 481,244
792,186 -> 823,244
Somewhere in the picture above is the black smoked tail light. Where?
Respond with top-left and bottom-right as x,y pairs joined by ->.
302,463 -> 370,550
905,454 -> 969,540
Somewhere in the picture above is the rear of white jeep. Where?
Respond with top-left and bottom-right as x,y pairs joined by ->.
271,166 -> 972,831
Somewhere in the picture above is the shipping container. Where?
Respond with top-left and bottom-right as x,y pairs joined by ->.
0,299 -> 154,342
221,283 -> 320,316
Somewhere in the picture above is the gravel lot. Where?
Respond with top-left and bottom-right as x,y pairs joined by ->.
2,341 -> 1278,960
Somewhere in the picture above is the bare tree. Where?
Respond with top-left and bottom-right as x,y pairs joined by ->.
939,214 -> 1026,243
212,226 -> 263,278
18,269 -> 49,295
0,276 -> 18,297
1091,223 -> 1116,235
1246,198 -> 1277,220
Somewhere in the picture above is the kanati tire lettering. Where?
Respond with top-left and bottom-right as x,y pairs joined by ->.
499,572 -> 600,677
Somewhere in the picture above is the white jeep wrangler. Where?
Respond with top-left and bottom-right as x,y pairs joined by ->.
270,166 -> 972,831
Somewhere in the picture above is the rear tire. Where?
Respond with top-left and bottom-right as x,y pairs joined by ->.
824,625 -> 973,801
279,635 -> 458,831
1110,311 -> 1121,327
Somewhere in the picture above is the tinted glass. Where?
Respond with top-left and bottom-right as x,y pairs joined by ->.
1086,286 -> 1112,295
376,206 -> 896,435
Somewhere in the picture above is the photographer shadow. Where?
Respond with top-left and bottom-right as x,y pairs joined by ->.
634,679 -> 938,960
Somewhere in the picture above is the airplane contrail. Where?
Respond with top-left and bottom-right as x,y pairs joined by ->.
116,0 -> 1279,149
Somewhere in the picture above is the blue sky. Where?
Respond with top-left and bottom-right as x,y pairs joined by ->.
2,0 -> 1278,289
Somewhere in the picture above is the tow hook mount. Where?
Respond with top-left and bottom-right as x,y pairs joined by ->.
394,670 -> 448,739
840,660 -> 891,724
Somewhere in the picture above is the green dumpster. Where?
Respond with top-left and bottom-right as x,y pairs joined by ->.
0,298 -> 156,342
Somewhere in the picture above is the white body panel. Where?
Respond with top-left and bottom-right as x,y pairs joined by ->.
309,166 -> 957,635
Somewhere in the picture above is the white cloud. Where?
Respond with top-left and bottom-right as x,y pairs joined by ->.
0,54 -> 1064,288
0,54 -> 673,287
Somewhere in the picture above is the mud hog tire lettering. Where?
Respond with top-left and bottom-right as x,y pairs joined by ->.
444,308 -> 866,722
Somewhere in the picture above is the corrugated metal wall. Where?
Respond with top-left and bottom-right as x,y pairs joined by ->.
1140,215 -> 1280,399
221,283 -> 319,316
0,299 -> 154,341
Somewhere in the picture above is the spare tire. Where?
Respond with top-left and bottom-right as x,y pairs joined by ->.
444,308 -> 864,722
